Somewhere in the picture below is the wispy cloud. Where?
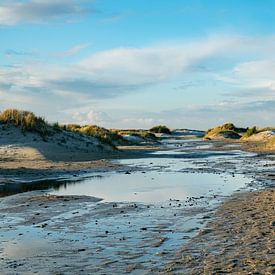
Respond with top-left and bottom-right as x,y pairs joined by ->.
4,49 -> 34,56
0,0 -> 93,25
98,11 -> 132,25
56,43 -> 91,58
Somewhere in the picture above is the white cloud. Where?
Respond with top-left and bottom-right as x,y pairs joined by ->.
234,60 -> 275,90
79,36 -> 243,85
0,36 -> 251,101
1,35 -> 275,127
0,0 -> 92,25
70,109 -> 111,126
217,59 -> 275,100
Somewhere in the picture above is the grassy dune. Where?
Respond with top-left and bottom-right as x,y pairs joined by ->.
204,123 -> 245,140
204,122 -> 275,151
0,109 -> 167,147
0,109 -> 48,138
61,124 -> 125,147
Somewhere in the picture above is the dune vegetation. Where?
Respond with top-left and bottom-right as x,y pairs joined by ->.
149,125 -> 171,134
114,129 -> 157,140
0,109 -> 123,147
242,126 -> 258,138
204,122 -> 275,150
62,124 -> 125,147
204,123 -> 246,140
0,109 -> 161,148
1,109 -> 274,150
0,109 -> 49,138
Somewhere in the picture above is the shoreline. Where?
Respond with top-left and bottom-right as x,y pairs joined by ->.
0,138 -> 274,181
0,144 -> 160,184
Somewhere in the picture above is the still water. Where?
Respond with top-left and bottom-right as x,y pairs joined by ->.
50,140 -> 252,203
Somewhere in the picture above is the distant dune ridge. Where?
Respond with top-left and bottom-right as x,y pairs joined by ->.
0,112 -> 115,163
1,109 -> 275,166
203,123 -> 246,140
203,122 -> 275,151
0,109 -> 172,167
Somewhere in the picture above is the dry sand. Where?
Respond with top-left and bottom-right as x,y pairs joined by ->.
165,188 -> 275,274
0,125 -> 157,181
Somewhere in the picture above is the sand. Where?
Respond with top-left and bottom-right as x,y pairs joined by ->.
0,125 -> 156,182
165,188 -> 275,274
1,127 -> 275,273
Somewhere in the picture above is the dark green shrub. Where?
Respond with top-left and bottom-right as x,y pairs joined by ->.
243,126 -> 257,138
149,125 -> 171,134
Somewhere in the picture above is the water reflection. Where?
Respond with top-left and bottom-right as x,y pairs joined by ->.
50,171 -> 248,203
0,177 -> 101,197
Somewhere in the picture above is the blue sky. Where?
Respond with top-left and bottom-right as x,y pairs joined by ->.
1,0 -> 275,129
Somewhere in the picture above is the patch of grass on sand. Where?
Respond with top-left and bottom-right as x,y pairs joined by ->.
0,109 -> 122,147
0,109 -> 48,138
204,123 -> 246,139
62,124 -> 123,148
242,126 -> 258,138
114,129 -> 157,140
258,127 -> 275,132
149,125 -> 171,134
241,126 -> 275,140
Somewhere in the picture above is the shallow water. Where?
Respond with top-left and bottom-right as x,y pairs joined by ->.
0,139 -> 261,274
50,170 -> 248,203
49,140 -> 253,203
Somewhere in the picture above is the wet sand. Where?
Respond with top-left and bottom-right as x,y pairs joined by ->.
0,191 -> 210,274
165,188 -> 275,274
0,143 -> 158,184
0,138 -> 274,274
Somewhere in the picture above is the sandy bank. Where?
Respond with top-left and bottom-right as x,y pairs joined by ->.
0,124 -> 160,182
165,188 -> 275,274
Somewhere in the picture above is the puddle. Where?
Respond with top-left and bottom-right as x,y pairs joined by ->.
49,170 -> 248,203
49,142 -> 252,203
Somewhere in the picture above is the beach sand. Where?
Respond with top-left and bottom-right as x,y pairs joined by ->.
165,188 -> 275,274
1,128 -> 274,273
0,126 -> 159,182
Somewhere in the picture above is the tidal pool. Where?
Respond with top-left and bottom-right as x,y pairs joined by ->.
49,142 -> 253,203
50,170 -> 249,203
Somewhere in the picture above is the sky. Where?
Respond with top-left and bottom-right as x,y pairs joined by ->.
1,0 -> 275,130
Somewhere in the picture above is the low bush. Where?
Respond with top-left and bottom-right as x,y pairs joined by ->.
149,125 -> 171,134
115,129 -> 157,140
243,126 -> 257,138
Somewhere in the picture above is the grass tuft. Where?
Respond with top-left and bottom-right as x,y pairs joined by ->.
62,124 -> 123,148
0,109 -> 48,137
242,126 -> 258,138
